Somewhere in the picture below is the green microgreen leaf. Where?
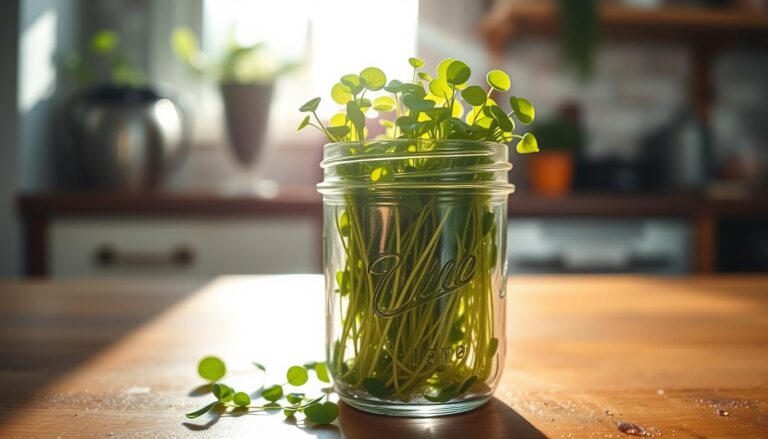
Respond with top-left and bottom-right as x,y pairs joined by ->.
362,378 -> 394,399
459,376 -> 478,394
331,83 -> 352,105
253,361 -> 266,372
185,401 -> 219,419
297,115 -> 310,132
516,132 -> 539,154
509,96 -> 535,124
486,69 -> 511,92
384,79 -> 403,93
417,71 -> 432,82
212,383 -> 233,402
359,67 -> 386,91
171,27 -> 198,65
338,211 -> 350,237
408,57 -> 425,68
489,105 -> 514,132
262,384 -> 283,402
372,96 -> 396,112
326,125 -> 350,140
198,356 -> 226,382
340,74 -> 363,94
370,164 -> 395,183
437,58 -> 456,79
445,60 -> 471,86
304,401 -> 339,425
315,362 -> 330,383
402,94 -> 435,112
299,97 -> 321,113
283,408 -> 296,418
91,30 -> 119,54
346,101 -> 365,131
428,78 -> 452,100
287,366 -> 309,386
461,85 -> 486,107
233,392 -> 251,407
489,337 -> 499,358
424,384 -> 458,403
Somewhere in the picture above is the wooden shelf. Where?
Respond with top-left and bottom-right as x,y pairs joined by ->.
16,191 -> 768,276
482,3 -> 768,49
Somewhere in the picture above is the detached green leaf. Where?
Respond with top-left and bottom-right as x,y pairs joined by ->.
516,133 -> 539,154
297,115 -> 310,132
287,366 -> 309,386
304,401 -> 339,424
286,392 -> 305,405
253,362 -> 267,372
299,97 -> 321,113
233,392 -> 251,407
198,356 -> 226,382
445,60 -> 471,86
487,70 -> 511,92
283,408 -> 296,418
408,57 -> 425,68
509,96 -> 535,124
461,85 -> 487,107
212,383 -> 233,402
360,67 -> 386,91
262,384 -> 284,402
185,401 -> 219,419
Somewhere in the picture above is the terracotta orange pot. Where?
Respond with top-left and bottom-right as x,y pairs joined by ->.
529,151 -> 574,197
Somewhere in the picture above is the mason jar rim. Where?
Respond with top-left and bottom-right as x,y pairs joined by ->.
318,139 -> 514,195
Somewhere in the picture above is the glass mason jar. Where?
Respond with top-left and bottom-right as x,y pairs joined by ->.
318,139 -> 513,417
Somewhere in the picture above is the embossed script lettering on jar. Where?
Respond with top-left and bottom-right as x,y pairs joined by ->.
370,252 -> 477,318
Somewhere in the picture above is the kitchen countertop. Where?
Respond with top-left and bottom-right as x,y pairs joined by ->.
0,275 -> 766,438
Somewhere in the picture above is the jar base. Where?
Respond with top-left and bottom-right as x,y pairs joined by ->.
339,394 -> 492,417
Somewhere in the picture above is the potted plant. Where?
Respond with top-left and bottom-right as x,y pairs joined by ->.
171,27 -> 296,195
300,58 -> 538,416
63,30 -> 190,189
529,104 -> 581,197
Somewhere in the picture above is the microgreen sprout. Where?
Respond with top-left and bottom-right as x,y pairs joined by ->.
185,357 -> 338,425
298,57 -> 539,153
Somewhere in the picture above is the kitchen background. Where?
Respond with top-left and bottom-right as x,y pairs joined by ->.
0,0 -> 766,278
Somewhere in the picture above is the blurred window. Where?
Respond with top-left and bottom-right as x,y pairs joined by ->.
198,0 -> 419,141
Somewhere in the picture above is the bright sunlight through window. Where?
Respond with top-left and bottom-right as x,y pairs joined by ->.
203,0 -> 419,120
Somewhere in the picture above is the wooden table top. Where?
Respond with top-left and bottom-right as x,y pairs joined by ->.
0,275 -> 766,438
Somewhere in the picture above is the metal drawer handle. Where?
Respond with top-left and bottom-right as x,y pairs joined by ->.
94,244 -> 195,268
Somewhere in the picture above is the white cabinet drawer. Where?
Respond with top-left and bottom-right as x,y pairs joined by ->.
50,217 -> 318,278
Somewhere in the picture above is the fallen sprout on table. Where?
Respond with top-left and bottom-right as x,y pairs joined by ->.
186,356 -> 339,425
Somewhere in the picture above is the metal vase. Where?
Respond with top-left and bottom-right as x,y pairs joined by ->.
220,83 -> 273,168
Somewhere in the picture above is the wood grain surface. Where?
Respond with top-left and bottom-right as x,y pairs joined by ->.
0,275 -> 766,438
